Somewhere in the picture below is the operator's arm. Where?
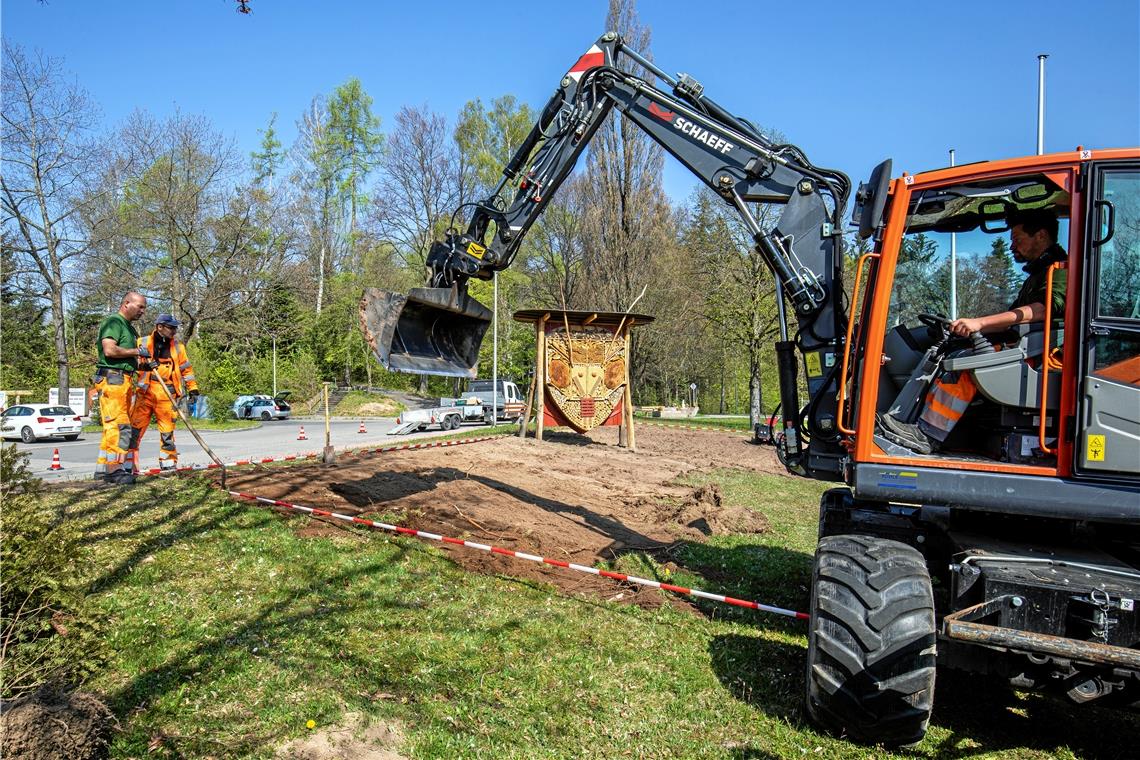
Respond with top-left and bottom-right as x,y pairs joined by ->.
949,302 -> 1045,337
101,337 -> 147,360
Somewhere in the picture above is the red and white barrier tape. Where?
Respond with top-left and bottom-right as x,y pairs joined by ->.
134,435 -> 506,478
227,489 -> 810,621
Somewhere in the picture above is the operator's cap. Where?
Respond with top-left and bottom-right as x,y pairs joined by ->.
156,313 -> 181,328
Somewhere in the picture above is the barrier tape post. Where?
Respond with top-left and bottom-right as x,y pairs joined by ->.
226,489 -> 809,622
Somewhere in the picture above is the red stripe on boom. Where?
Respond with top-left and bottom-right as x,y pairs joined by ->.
568,50 -> 604,73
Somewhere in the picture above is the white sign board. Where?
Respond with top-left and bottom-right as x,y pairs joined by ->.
49,387 -> 89,416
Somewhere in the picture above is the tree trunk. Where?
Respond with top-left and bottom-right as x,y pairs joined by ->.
51,278 -> 69,397
749,351 -> 762,428
719,343 -> 726,414
316,240 -> 326,314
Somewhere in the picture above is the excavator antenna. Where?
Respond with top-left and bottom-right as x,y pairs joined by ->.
360,286 -> 491,378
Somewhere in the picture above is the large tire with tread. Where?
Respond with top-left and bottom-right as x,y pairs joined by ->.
805,534 -> 936,747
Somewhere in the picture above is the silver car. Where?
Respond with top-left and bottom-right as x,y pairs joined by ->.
232,392 -> 291,421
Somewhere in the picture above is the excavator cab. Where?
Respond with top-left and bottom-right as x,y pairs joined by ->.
846,151 -> 1140,481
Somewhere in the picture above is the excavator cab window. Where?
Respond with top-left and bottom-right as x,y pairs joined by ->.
877,172 -> 1072,461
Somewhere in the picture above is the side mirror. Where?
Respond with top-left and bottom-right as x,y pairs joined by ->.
855,158 -> 893,240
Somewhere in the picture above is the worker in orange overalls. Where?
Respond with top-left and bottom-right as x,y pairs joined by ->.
127,313 -> 199,471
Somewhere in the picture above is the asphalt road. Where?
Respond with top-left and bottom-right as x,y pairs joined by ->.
9,418 -> 487,481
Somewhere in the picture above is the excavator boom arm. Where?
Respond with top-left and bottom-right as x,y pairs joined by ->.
364,31 -> 855,479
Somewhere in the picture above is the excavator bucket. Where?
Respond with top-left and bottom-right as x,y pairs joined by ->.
360,286 -> 492,378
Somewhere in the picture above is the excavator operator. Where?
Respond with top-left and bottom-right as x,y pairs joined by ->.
127,313 -> 199,471
879,208 -> 1067,454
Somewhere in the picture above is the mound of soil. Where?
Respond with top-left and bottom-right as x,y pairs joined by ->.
653,484 -> 771,538
225,425 -> 781,610
1,687 -> 114,760
275,712 -> 405,759
354,401 -> 402,417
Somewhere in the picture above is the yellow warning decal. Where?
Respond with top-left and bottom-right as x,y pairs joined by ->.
1087,434 -> 1106,461
805,352 -> 823,378
466,242 -> 486,259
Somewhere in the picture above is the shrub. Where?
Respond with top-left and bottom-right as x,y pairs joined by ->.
208,390 -> 237,424
0,445 -> 102,697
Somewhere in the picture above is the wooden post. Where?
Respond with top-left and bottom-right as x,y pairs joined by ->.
322,382 -> 335,463
518,371 -> 536,439
624,324 -> 636,451
617,322 -> 628,448
536,315 -> 548,442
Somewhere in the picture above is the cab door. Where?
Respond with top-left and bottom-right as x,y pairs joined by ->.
1077,162 -> 1140,476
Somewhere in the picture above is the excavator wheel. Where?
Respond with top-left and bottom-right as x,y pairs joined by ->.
805,534 -> 936,747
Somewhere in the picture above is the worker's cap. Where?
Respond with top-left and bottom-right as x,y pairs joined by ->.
155,313 -> 181,328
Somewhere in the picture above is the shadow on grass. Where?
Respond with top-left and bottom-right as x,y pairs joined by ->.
923,669 -> 1140,759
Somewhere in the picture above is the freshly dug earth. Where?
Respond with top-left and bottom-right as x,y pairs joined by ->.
0,687 -> 115,760
225,426 -> 781,609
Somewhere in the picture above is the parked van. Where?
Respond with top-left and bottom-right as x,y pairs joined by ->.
463,379 -> 525,422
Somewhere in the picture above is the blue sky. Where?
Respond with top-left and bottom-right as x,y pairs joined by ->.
4,1 -> 1138,205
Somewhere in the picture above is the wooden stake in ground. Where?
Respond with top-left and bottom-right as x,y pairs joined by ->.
518,371 -> 537,439
623,324 -> 636,451
536,313 -> 548,442
322,382 -> 335,464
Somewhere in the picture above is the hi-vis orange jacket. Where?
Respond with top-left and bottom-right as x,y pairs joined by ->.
135,334 -> 198,398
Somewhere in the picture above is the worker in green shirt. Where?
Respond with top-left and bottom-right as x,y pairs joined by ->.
93,291 -> 149,484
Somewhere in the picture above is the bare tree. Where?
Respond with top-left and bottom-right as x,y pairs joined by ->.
527,175 -> 589,307
373,105 -> 467,272
292,96 -> 344,314
113,110 -> 264,342
576,0 -> 673,314
1,43 -> 106,395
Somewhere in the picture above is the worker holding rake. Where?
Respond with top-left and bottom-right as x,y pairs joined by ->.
128,313 -> 199,471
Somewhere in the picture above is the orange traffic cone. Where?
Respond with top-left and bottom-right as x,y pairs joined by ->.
358,420 -> 367,434
297,425 -> 308,440
50,448 -> 63,470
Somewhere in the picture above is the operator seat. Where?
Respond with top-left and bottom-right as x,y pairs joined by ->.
942,323 -> 1061,411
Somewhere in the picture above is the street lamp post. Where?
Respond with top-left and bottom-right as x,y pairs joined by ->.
492,271 -> 499,423
1037,54 -> 1048,155
949,148 -> 958,320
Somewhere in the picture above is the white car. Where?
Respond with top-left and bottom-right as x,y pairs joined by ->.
1,404 -> 84,443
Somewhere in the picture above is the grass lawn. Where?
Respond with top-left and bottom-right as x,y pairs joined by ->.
634,414 -> 753,432
38,446 -> 1132,758
333,390 -> 406,417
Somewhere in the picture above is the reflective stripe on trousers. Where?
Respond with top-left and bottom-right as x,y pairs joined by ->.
918,371 -> 978,443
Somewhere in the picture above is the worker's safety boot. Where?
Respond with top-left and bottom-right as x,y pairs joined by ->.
876,414 -> 936,455
106,468 -> 137,486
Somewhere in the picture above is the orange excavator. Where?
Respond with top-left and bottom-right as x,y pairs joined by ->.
361,31 -> 1140,746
